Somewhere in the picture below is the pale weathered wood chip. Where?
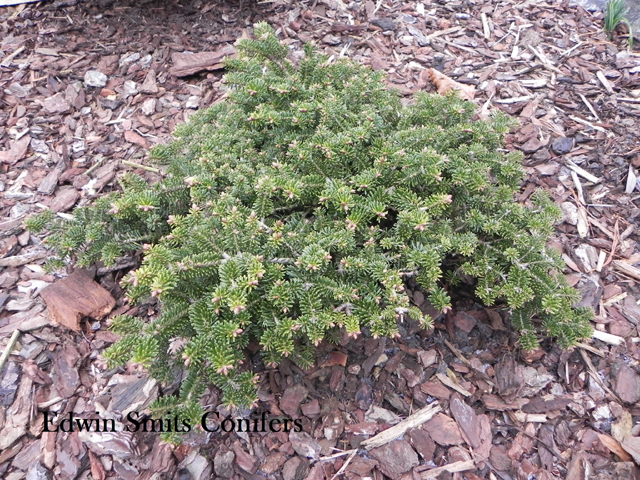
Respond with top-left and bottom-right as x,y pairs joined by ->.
361,402 -> 441,450
418,460 -> 475,479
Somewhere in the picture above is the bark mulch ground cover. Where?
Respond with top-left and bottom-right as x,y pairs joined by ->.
1,0 -> 640,479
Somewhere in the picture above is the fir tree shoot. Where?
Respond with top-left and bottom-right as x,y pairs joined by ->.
27,22 -> 593,419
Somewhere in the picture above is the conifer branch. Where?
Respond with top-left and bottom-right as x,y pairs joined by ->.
27,23 -> 592,417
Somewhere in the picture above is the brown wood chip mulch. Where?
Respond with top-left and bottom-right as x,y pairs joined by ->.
1,0 -> 640,479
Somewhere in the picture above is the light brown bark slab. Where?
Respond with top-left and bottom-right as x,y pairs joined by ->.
40,270 -> 115,331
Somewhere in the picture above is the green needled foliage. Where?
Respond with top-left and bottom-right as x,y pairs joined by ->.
27,23 -> 592,421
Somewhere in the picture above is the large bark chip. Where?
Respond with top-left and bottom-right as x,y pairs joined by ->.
40,270 -> 115,331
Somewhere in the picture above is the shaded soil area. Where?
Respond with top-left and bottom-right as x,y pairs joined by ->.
1,0 -> 640,479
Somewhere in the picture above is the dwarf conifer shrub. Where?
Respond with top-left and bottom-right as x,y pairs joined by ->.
28,23 -> 592,414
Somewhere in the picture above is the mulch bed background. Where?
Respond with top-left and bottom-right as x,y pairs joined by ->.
1,0 -> 640,479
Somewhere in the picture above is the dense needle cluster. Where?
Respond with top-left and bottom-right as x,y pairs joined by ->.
28,23 -> 592,417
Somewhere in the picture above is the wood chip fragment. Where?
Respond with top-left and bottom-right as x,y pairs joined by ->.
596,70 -> 614,94
521,78 -> 547,88
576,204 -> 589,238
597,433 -> 634,462
0,0 -> 45,6
576,342 -> 605,357
169,46 -> 236,77
435,372 -> 472,397
40,269 -> 116,331
592,329 -> 625,346
527,45 -> 562,74
571,171 -> 586,205
596,250 -> 607,273
41,431 -> 57,470
589,216 -> 614,239
0,329 -> 20,373
579,349 -> 622,404
561,253 -> 581,272
621,436 -> 640,464
569,115 -> 610,135
494,95 -> 532,104
0,135 -> 31,164
482,394 -> 528,411
443,339 -> 471,366
425,26 -> 462,40
617,97 -> 640,104
566,159 -> 600,184
0,45 -> 25,67
625,165 -> 637,194
559,41 -> 584,57
124,130 -> 149,149
512,412 -> 547,423
612,260 -> 640,281
480,12 -> 490,39
361,402 -> 441,450
418,460 -> 475,479
449,393 -> 481,448
579,93 -> 600,121
0,250 -> 47,267
0,375 -> 33,450
0,304 -> 49,334
602,291 -> 627,306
